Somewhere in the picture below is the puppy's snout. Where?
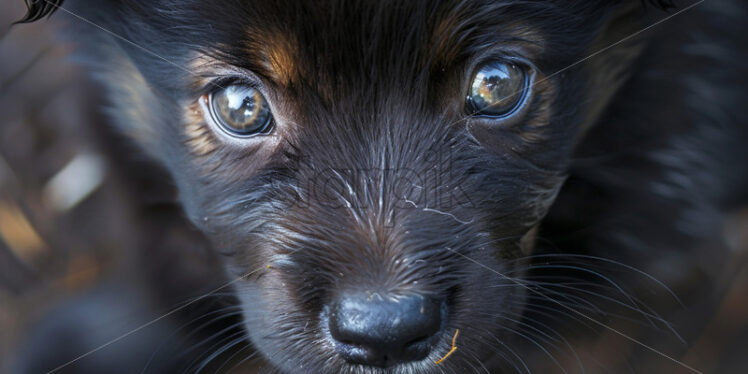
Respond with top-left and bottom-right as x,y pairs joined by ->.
328,293 -> 444,367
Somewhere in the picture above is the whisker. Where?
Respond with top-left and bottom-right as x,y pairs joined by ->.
181,326 -> 246,373
194,334 -> 249,374
483,330 -> 532,374
216,344 -> 258,374
524,280 -> 675,329
501,311 -> 585,373
515,263 -> 667,329
141,305 -> 242,373
522,253 -> 683,306
496,323 -> 568,374
485,312 -> 581,373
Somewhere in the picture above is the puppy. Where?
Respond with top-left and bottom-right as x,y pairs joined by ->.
16,0 -> 748,373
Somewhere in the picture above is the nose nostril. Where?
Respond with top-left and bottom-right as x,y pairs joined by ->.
405,335 -> 430,347
328,294 -> 444,367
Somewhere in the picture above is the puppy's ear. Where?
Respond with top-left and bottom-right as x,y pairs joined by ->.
14,0 -> 66,24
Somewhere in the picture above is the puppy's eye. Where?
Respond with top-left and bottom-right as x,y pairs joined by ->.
467,61 -> 528,117
209,85 -> 273,136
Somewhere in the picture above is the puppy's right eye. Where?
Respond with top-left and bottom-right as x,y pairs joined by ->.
467,61 -> 529,118
208,84 -> 274,137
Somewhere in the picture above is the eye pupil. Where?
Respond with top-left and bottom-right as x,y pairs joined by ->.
468,62 -> 527,117
210,85 -> 273,136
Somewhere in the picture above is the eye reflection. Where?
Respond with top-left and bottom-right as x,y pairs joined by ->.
468,61 -> 528,117
209,84 -> 273,136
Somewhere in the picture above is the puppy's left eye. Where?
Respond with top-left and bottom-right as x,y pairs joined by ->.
208,84 -> 273,136
467,61 -> 529,117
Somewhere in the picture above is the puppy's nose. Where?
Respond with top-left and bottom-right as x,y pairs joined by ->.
328,294 -> 443,367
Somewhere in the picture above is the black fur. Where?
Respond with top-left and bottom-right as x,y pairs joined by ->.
14,0 -> 748,373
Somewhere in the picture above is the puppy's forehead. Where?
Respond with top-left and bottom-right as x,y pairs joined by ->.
231,0 -> 543,88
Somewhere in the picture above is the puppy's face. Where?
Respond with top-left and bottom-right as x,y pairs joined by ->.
38,0 -> 646,372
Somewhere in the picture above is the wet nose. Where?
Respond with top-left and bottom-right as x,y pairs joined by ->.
328,293 -> 443,367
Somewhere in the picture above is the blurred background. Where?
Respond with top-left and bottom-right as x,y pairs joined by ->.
1,1 -> 747,373
0,3 -> 240,373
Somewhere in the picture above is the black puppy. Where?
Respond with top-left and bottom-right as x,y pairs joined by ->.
16,0 -> 748,373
